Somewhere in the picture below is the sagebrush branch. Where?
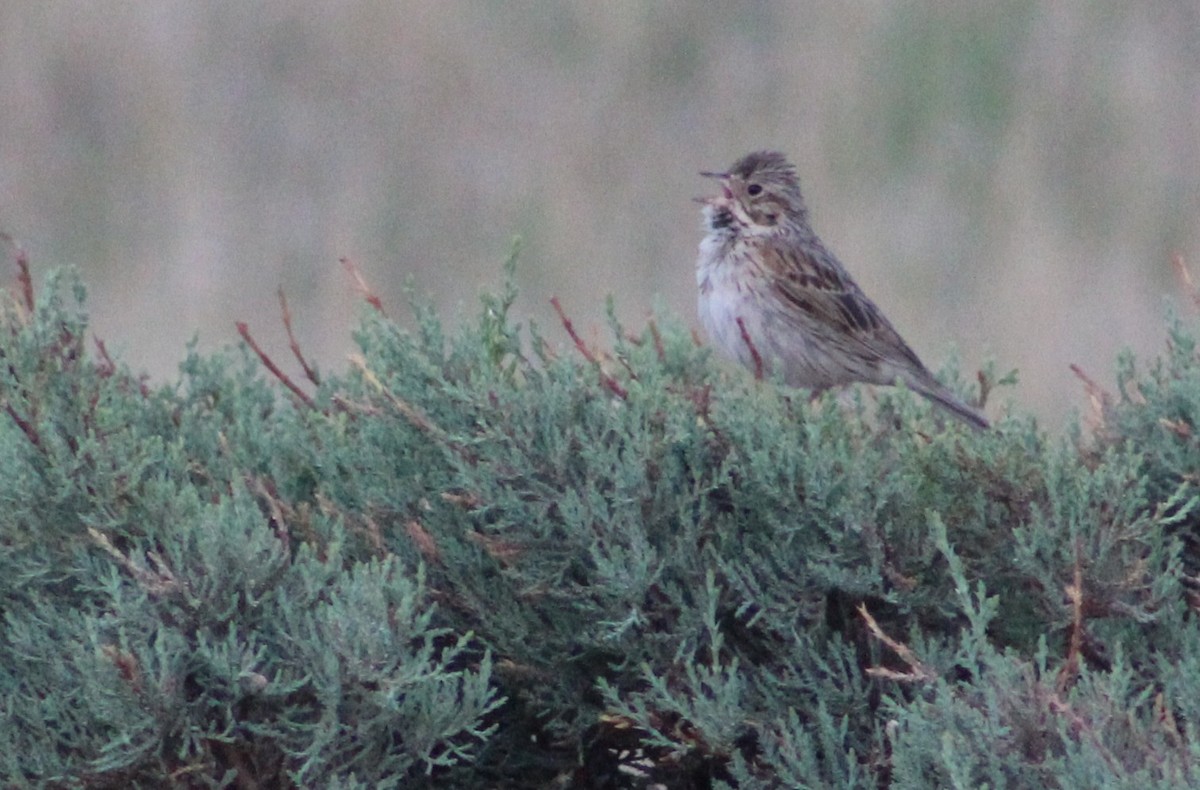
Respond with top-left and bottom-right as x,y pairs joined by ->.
550,296 -> 628,399
236,322 -> 317,409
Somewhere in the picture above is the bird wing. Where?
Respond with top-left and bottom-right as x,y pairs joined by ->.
755,237 -> 928,373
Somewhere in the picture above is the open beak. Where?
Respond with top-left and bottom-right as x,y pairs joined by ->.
699,170 -> 733,201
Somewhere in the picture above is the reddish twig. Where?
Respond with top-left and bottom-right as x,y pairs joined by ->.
441,490 -> 483,509
250,475 -> 291,552
1056,548 -> 1086,695
736,316 -> 764,381
277,288 -> 320,387
1,232 -> 34,313
359,512 -> 385,556
16,249 -> 33,314
340,256 -> 386,315
4,403 -> 40,447
93,336 -> 117,378
859,604 -> 936,683
1173,254 -> 1200,310
406,519 -> 441,563
550,296 -> 627,399
1070,363 -> 1109,430
1069,364 -> 1101,395
690,383 -> 713,423
976,370 -> 991,410
550,298 -> 595,363
648,319 -> 666,363
236,322 -> 316,409
93,337 -> 151,396
100,644 -> 142,693
1160,417 -> 1192,438
467,531 -> 524,565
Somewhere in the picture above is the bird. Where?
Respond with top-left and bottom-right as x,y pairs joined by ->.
695,150 -> 989,430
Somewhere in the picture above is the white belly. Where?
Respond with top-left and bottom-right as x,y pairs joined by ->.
696,235 -> 853,390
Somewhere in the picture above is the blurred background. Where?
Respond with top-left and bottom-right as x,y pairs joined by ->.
1,3 -> 1198,429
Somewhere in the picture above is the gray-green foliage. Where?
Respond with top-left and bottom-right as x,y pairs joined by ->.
2,260 -> 1199,788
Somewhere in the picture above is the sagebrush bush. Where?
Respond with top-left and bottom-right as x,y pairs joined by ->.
2,250 -> 1199,788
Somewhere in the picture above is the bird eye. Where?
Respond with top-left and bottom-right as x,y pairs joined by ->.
747,183 -> 762,196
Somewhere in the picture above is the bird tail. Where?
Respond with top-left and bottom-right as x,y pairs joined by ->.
914,384 -> 990,431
